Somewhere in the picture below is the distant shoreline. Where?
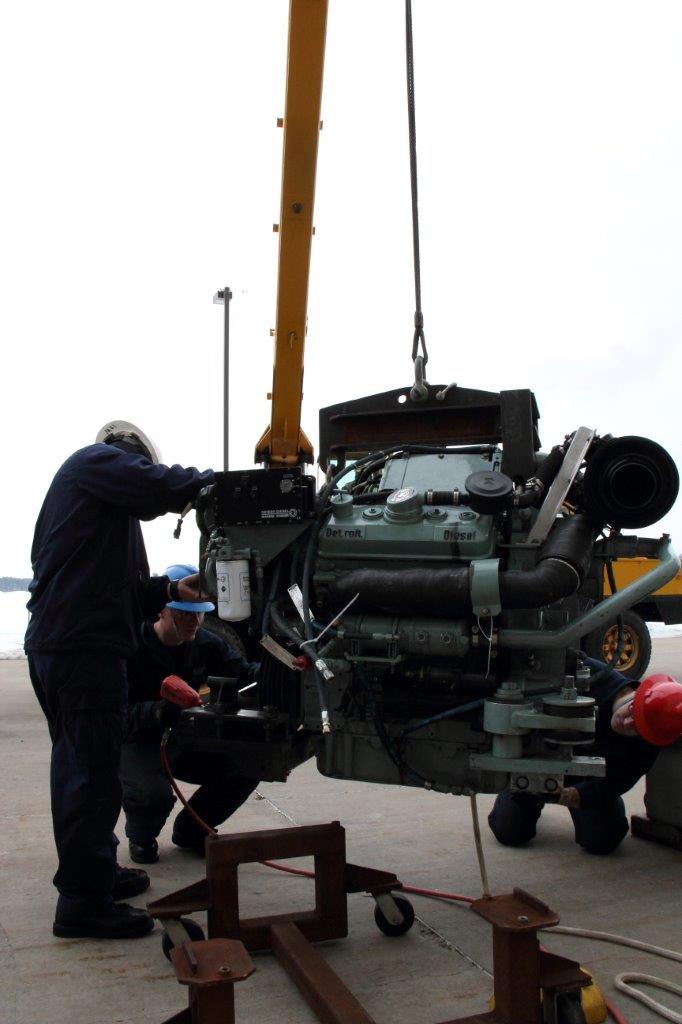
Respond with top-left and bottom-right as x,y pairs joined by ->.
0,577 -> 31,593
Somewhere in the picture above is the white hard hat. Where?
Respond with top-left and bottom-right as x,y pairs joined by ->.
96,420 -> 162,465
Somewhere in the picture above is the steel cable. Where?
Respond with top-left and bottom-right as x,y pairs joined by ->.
405,0 -> 428,388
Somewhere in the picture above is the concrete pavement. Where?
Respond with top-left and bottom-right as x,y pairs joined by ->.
1,640 -> 680,1023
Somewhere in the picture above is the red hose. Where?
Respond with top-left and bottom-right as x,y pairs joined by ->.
261,859 -> 314,877
401,884 -> 473,904
604,1000 -> 630,1024
160,738 -> 217,838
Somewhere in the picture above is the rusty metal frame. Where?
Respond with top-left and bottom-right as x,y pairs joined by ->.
162,937 -> 255,1024
204,820 -> 349,949
152,824 -> 588,1024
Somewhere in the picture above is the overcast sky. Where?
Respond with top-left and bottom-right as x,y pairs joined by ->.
2,1 -> 681,580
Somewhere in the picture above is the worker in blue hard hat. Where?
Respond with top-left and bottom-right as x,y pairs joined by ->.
121,564 -> 260,864
25,423 -> 214,940
488,657 -> 682,855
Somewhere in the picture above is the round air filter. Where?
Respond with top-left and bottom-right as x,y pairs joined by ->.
464,471 -> 514,515
581,435 -> 679,529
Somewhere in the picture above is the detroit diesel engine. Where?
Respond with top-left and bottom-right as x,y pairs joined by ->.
187,383 -> 679,801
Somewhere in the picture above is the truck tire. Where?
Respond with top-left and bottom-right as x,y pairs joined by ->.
202,616 -> 247,657
582,609 -> 651,679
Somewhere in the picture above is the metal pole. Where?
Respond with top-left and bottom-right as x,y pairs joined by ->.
213,287 -> 233,470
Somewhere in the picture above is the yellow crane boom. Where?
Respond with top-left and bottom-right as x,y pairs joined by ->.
254,0 -> 329,467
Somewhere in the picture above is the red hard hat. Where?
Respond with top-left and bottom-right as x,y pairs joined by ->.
632,673 -> 682,746
160,675 -> 202,709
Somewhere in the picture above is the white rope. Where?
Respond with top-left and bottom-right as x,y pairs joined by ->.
549,926 -> 682,1022
476,615 -> 494,678
469,794 -> 491,897
552,926 -> 682,963
614,972 -> 682,1024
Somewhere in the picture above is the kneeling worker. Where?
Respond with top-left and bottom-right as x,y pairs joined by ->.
122,564 -> 260,863
488,658 -> 682,855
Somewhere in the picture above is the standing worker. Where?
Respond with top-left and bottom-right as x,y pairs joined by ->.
122,563 -> 260,864
25,421 -> 214,939
488,657 -> 682,855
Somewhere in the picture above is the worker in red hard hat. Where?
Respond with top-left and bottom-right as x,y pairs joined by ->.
489,660 -> 682,856
613,673 -> 682,747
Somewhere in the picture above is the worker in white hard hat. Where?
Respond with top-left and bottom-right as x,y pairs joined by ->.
25,422 -> 214,940
488,657 -> 682,855
121,564 -> 261,864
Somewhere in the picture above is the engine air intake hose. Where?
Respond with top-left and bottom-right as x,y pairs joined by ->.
328,514 -> 596,616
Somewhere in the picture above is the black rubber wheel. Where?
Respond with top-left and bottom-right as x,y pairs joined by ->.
202,616 -> 247,657
582,608 -> 651,679
161,918 -> 206,961
374,895 -> 415,937
554,992 -> 587,1024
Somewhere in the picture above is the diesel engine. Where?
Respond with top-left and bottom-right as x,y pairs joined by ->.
189,383 -> 679,799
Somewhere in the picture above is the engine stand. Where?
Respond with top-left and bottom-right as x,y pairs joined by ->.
149,822 -> 590,1024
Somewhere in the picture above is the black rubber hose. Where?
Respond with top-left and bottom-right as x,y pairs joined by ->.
535,444 -> 567,491
301,520 -> 329,725
498,558 -> 580,609
329,515 -> 595,615
270,600 -> 303,645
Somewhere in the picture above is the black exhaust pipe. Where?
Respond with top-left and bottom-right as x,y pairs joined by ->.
328,515 -> 596,616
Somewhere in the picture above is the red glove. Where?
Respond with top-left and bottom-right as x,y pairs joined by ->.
160,675 -> 202,709
292,655 -> 312,672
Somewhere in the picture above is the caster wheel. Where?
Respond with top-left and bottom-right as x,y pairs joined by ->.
161,918 -> 206,961
554,992 -> 587,1024
374,895 -> 415,937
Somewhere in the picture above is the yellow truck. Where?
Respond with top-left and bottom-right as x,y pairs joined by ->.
583,557 -> 682,677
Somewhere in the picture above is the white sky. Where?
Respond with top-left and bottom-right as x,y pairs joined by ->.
2,1 -> 681,579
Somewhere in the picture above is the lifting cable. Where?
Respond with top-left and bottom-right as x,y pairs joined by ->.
405,0 -> 429,401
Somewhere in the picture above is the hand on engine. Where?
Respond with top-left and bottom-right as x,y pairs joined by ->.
558,786 -> 581,809
177,573 -> 212,605
154,700 -> 183,727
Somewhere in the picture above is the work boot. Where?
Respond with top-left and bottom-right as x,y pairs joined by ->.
128,838 -> 159,864
113,864 -> 150,900
171,827 -> 207,857
53,900 -> 154,939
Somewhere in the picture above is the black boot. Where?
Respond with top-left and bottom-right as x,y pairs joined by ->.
128,838 -> 159,864
171,825 -> 207,857
113,863 -> 150,900
53,900 -> 154,939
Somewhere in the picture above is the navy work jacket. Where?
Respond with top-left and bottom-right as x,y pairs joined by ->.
571,657 -> 658,810
126,622 -> 259,736
25,444 -> 214,656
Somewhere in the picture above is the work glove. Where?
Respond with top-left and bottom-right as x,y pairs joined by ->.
153,700 -> 183,728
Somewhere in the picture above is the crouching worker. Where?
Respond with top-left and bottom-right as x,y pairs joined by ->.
122,564 -> 260,863
488,658 -> 682,855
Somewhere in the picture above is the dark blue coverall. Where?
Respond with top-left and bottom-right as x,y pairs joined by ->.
488,659 -> 659,854
122,622 -> 259,850
25,443 -> 213,917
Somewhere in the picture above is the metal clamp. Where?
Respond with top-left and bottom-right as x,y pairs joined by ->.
470,557 -> 501,617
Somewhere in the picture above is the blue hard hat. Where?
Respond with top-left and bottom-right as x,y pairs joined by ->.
164,563 -> 215,613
